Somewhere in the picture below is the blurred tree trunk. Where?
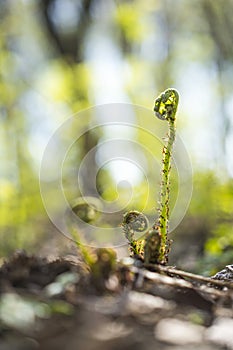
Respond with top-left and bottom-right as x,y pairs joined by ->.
39,0 -> 99,196
40,0 -> 92,63
201,0 -> 233,162
155,1 -> 175,91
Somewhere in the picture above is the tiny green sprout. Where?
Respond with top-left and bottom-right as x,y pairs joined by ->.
71,197 -> 102,223
151,88 -> 179,264
66,197 -> 102,266
122,210 -> 149,259
66,198 -> 117,291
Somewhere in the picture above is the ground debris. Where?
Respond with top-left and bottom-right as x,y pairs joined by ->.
212,264 -> 233,282
0,251 -> 232,350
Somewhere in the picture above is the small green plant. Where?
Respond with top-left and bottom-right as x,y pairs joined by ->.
122,88 -> 179,265
66,198 -> 116,291
67,197 -> 102,266
67,89 -> 179,268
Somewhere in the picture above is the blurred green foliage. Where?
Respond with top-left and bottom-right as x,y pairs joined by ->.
0,0 -> 233,273
192,173 -> 233,274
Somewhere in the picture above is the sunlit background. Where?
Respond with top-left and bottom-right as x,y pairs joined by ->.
1,0 -> 233,274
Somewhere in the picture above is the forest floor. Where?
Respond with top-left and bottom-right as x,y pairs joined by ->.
0,251 -> 232,350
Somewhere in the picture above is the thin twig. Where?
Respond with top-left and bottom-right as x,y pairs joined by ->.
143,263 -> 233,289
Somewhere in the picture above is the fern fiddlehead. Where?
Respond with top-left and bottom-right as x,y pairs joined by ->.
152,88 -> 179,264
122,210 -> 149,259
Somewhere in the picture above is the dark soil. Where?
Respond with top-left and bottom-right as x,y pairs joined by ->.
0,251 -> 232,350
